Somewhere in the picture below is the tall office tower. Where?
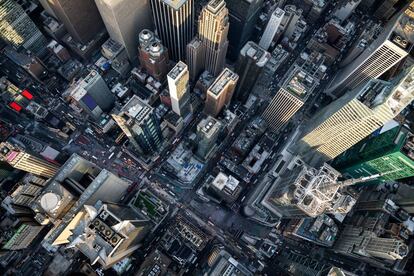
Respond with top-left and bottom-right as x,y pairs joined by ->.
296,65 -> 414,166
198,0 -> 229,76
167,61 -> 192,117
196,116 -> 223,159
225,0 -> 263,61
333,226 -> 409,261
187,37 -> 205,81
25,154 -> 131,250
262,163 -> 357,218
66,202 -> 151,269
204,68 -> 239,117
112,95 -> 163,155
0,142 -> 60,178
263,51 -> 325,132
259,8 -> 285,50
234,41 -> 270,103
325,4 -> 414,98
332,125 -> 414,181
150,0 -> 194,61
67,70 -> 115,119
282,5 -> 303,40
95,0 -> 153,61
0,0 -> 48,56
48,0 -> 105,44
138,29 -> 170,81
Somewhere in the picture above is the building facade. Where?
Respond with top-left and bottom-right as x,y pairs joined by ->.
297,66 -> 414,166
325,3 -> 414,98
150,0 -> 194,61
0,0 -> 48,56
225,0 -> 263,61
259,7 -> 285,50
234,41 -> 270,103
0,142 -> 60,178
198,0 -> 229,76
196,115 -> 222,159
95,0 -> 153,61
48,0 -> 105,44
67,70 -> 115,119
167,61 -> 192,117
204,68 -> 238,117
112,95 -> 163,155
186,37 -> 204,81
138,29 -> 170,81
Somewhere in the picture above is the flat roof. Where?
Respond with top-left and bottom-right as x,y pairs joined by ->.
161,0 -> 188,9
208,68 -> 238,96
168,61 -> 187,80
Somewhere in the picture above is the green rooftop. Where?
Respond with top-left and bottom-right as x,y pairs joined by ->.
332,126 -> 414,181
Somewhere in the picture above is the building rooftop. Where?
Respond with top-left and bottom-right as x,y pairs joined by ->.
198,116 -> 222,138
289,214 -> 338,247
208,68 -> 238,96
391,3 -> 414,52
30,154 -> 130,250
67,202 -> 150,268
120,95 -> 153,123
282,66 -> 318,100
168,61 -> 187,80
207,248 -> 253,276
165,143 -> 204,184
162,0 -> 188,10
206,0 -> 226,13
240,41 -> 271,67
101,38 -> 124,58
211,172 -> 240,192
188,37 -> 202,48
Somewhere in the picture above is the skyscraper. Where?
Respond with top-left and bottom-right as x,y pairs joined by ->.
204,68 -> 239,117
325,3 -> 414,98
150,0 -> 194,61
66,202 -> 151,269
198,0 -> 229,76
48,0 -> 105,44
332,125 -> 414,181
112,95 -> 163,155
138,29 -> 170,81
94,0 -> 153,61
196,116 -> 222,159
263,49 -> 327,132
186,37 -> 204,81
167,61 -> 192,117
259,8 -> 285,50
225,0 -> 264,61
0,0 -> 48,56
297,66 -> 414,166
262,163 -> 356,218
0,142 -> 60,178
234,41 -> 270,103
